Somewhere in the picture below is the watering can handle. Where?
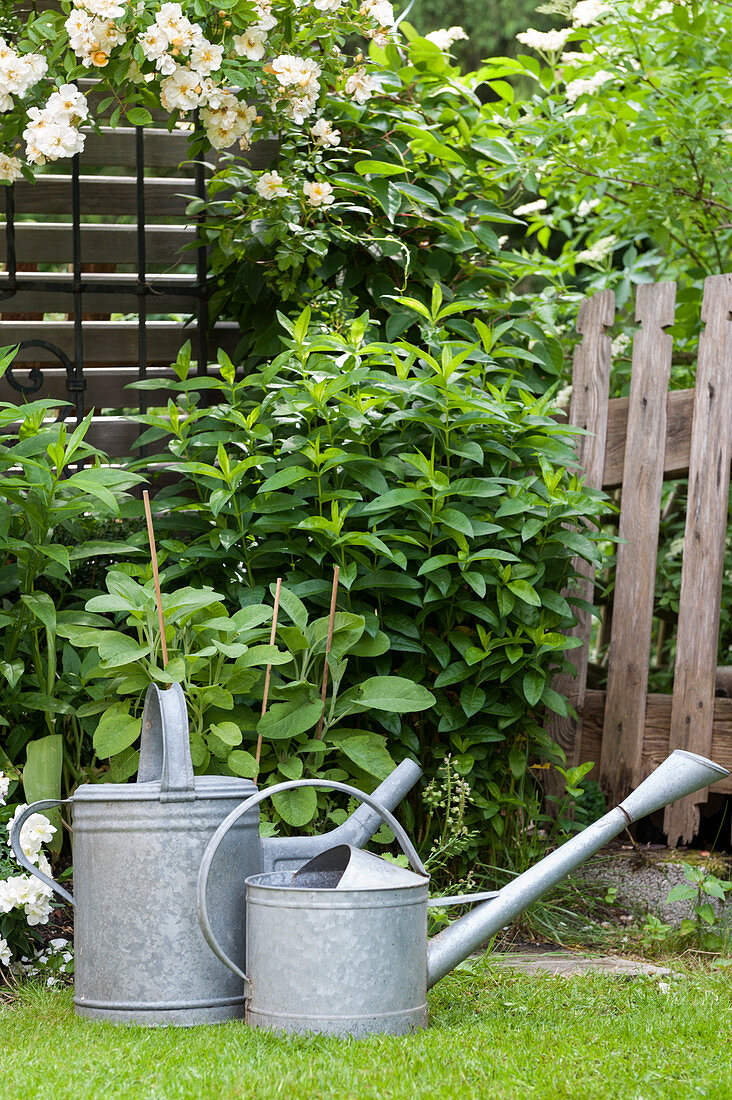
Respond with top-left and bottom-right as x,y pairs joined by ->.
137,682 -> 195,800
197,778 -> 427,990
9,798 -> 75,907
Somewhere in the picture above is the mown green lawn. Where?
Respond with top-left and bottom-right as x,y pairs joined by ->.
1,961 -> 730,1099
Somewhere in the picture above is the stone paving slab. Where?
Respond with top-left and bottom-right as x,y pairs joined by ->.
491,950 -> 676,978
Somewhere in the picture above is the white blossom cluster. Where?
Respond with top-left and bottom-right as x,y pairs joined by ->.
359,0 -> 395,48
516,27 -> 572,53
0,38 -> 47,113
565,68 -> 614,103
22,83 -> 88,165
425,25 -> 469,51
0,804 -> 56,941
514,197 -> 548,216
572,0 -> 611,25
0,937 -> 10,966
0,773 -> 8,805
576,233 -> 617,263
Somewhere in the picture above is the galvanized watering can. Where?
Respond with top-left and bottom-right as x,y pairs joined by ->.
10,683 -> 421,1026
198,750 -> 729,1038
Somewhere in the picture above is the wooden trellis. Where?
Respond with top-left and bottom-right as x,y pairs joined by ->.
548,275 -> 732,845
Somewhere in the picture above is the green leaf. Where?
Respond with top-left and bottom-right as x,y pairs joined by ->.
272,785 -> 318,827
93,703 -> 141,758
23,734 -> 63,854
227,749 -> 258,778
523,668 -> 545,708
355,160 -> 409,176
507,579 -> 541,607
338,676 -> 435,713
209,721 -> 242,747
666,884 -> 698,903
329,731 -> 395,779
278,756 -> 304,780
508,745 -> 527,779
98,632 -> 150,667
258,466 -> 312,493
275,585 -> 309,631
460,684 -> 486,719
0,659 -> 24,690
360,488 -> 425,514
126,106 -> 153,126
21,592 -> 56,635
257,700 -> 323,740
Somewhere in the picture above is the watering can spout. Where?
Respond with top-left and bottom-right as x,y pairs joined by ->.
426,750 -> 729,988
259,758 -> 422,874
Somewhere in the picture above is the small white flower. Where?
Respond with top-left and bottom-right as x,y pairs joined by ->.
303,179 -> 334,207
253,0 -> 277,30
516,27 -> 572,52
233,27 -> 268,61
271,54 -> 321,91
0,772 -> 9,803
572,0 -> 610,26
577,196 -> 600,217
310,118 -> 340,147
190,40 -> 223,76
425,26 -> 468,50
255,170 -> 290,200
314,0 -> 342,9
514,198 -> 547,216
359,0 -> 393,24
159,66 -> 201,112
611,332 -> 631,356
0,938 -> 10,967
6,806 -> 56,862
344,65 -> 377,105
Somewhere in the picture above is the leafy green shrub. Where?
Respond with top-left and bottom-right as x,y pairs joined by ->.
0,349 -> 143,806
64,571 -> 433,829
134,298 -> 603,855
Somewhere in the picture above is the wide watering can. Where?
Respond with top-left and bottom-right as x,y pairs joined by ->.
10,683 -> 421,1026
197,750 -> 729,1038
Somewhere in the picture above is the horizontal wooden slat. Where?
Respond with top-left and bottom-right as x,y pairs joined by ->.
0,286 -> 200,314
2,366 -> 175,408
12,176 -> 198,218
603,389 -> 695,488
579,689 -> 732,794
80,128 -> 196,171
1,223 -> 197,266
0,320 -> 238,365
79,130 -> 278,173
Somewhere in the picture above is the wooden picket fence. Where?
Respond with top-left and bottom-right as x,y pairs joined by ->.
549,275 -> 732,846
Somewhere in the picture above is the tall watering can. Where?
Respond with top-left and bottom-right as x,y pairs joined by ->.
10,683 -> 421,1026
197,750 -> 729,1038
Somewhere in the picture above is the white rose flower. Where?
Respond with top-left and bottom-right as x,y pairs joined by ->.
310,118 -> 340,147
425,25 -> 468,50
344,65 -> 377,105
255,170 -> 290,200
359,0 -> 393,23
190,40 -> 223,76
253,0 -> 277,30
138,24 -> 169,61
0,937 -> 10,967
160,66 -> 201,112
233,27 -> 268,61
0,772 -> 9,804
314,0 -> 342,9
284,91 -> 317,124
271,54 -> 321,92
75,0 -> 125,18
303,180 -> 334,207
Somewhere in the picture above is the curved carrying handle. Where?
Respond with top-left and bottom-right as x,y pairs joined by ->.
197,778 -> 428,990
137,682 -> 195,800
10,798 -> 75,907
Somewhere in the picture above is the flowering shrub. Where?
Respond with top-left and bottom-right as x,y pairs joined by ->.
0,0 -> 401,179
0,772 -> 58,967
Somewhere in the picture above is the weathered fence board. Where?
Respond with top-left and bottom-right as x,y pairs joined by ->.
556,274 -> 732,843
600,281 -> 676,805
0,223 -> 197,267
664,274 -> 732,845
547,289 -> 614,772
11,176 -> 197,219
0,321 -> 237,367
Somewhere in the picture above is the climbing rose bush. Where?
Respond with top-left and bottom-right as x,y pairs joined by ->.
0,0 -> 403,181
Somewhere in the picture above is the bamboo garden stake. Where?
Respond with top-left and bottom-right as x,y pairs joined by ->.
255,577 -> 282,770
142,490 -> 169,669
316,565 -> 339,739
